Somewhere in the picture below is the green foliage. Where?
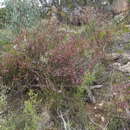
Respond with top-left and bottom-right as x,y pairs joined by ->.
5,0 -> 41,33
124,42 -> 130,50
87,122 -> 98,130
0,94 -> 6,113
108,117 -> 124,130
83,23 -> 96,37
93,63 -> 106,79
0,90 -> 40,130
0,40 -> 12,54
50,89 -> 88,130
111,71 -> 126,84
0,15 -> 119,130
83,72 -> 96,86
0,8 -> 8,29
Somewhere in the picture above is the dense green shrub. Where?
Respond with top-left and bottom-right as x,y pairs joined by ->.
5,0 -> 41,33
0,8 -> 8,28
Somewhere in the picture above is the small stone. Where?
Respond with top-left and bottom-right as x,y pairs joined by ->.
113,62 -> 130,73
120,62 -> 130,73
94,106 -> 97,109
101,116 -> 105,122
98,102 -> 104,107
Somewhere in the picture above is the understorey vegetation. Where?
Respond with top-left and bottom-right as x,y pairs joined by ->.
0,22 -> 129,130
0,0 -> 130,130
0,23 -> 112,91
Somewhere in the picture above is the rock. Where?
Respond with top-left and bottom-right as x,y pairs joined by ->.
112,0 -> 128,15
106,53 -> 121,60
120,62 -> 130,73
113,13 -> 127,23
106,53 -> 130,61
113,62 -> 130,73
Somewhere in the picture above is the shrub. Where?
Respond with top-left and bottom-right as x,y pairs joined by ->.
0,90 -> 41,130
108,117 -> 125,130
0,23 -> 112,95
0,8 -> 8,29
0,18 -> 116,130
5,0 -> 41,33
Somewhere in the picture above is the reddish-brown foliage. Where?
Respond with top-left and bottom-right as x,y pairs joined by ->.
0,24 -> 112,92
